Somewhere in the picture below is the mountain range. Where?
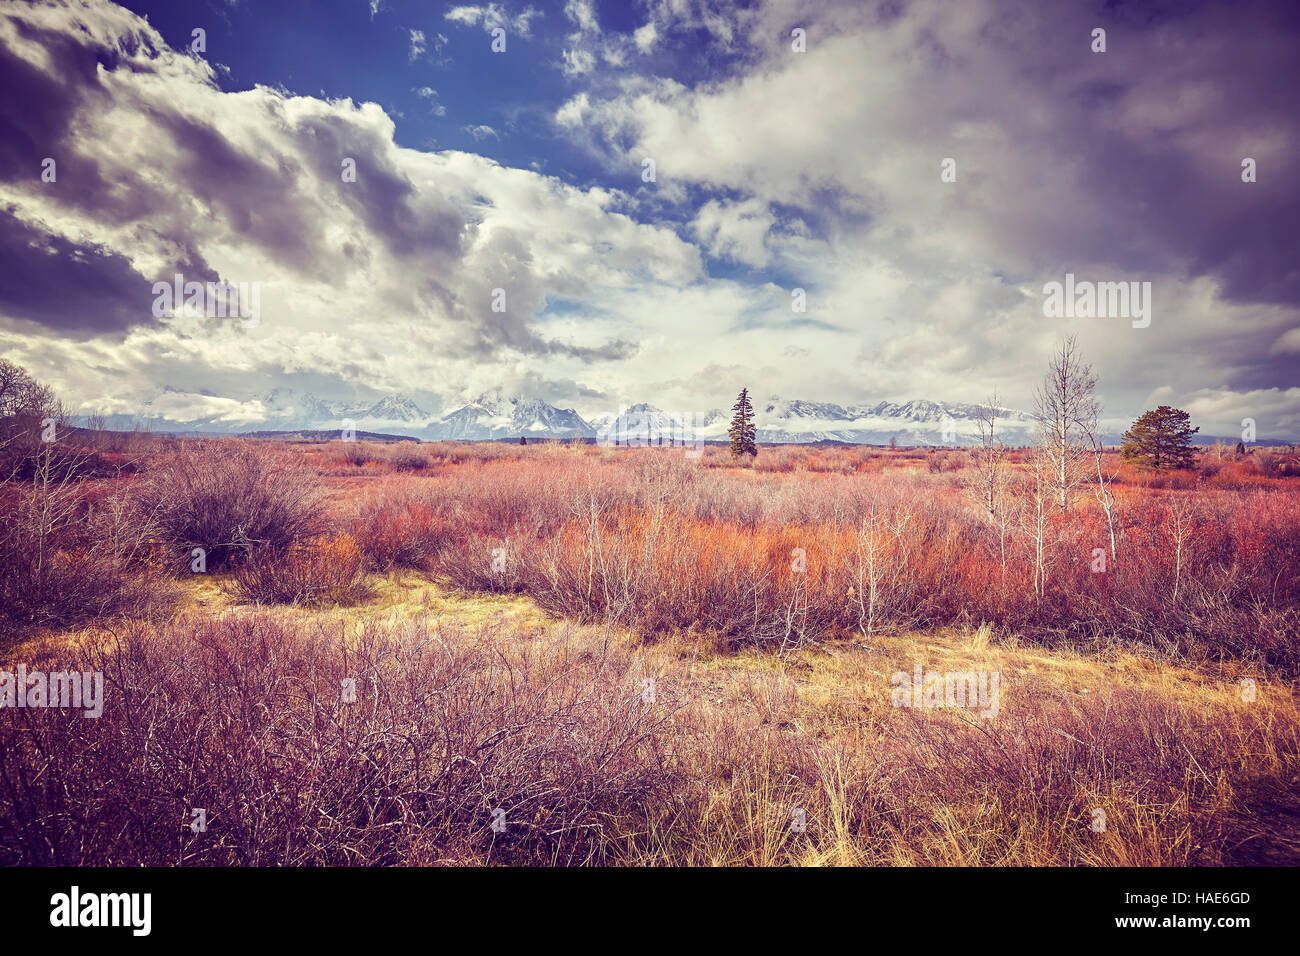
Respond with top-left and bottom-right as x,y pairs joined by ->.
89,387 -> 1050,446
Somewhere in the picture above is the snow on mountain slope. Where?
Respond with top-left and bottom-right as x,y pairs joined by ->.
85,385 -> 1040,446
589,397 -> 1036,446
426,389 -> 595,440
753,397 -> 1037,446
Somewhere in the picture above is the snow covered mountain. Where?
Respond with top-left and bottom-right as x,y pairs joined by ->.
344,394 -> 429,425
587,403 -> 725,446
87,386 -> 1038,446
93,387 -> 431,435
426,389 -> 595,440
589,398 -> 1035,447
261,389 -> 431,433
752,397 -> 1037,446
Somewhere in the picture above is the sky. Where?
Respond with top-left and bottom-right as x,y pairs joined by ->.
0,0 -> 1297,436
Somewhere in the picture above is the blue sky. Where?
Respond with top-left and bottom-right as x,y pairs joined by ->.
116,0 -> 737,222
122,1 -> 590,161
2,0 -> 1299,437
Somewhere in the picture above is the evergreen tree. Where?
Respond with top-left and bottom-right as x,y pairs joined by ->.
1121,406 -> 1199,470
728,388 -> 757,458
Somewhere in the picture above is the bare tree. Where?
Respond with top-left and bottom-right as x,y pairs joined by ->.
1090,441 -> 1119,566
1017,447 -> 1052,601
847,488 -> 922,638
0,358 -> 54,418
1032,336 -> 1100,511
969,393 -> 1004,519
1169,497 -> 1194,605
967,391 -> 1012,584
1,358 -> 58,475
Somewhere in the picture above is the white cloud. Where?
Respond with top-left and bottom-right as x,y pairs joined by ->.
407,29 -> 426,61
632,22 -> 658,54
691,198 -> 775,269
564,0 -> 598,33
444,4 -> 543,39
1181,388 -> 1300,439
550,0 -> 1300,424
0,0 -> 711,423
414,87 -> 447,116
2,0 -> 1296,435
561,48 -> 596,77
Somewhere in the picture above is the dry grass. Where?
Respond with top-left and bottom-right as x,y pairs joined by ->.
3,438 -> 1299,866
3,575 -> 1296,866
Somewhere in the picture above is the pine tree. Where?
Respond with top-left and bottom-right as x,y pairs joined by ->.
1121,406 -> 1199,470
728,388 -> 757,459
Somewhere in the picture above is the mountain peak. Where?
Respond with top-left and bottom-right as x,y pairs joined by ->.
434,392 -> 594,440
86,386 -> 1043,446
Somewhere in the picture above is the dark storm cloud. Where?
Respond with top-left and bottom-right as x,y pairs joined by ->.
987,0 -> 1300,307
0,16 -> 169,224
294,114 -> 466,262
549,337 -> 639,361
146,106 -> 337,278
446,228 -> 641,363
0,8 -> 313,308
509,371 -> 610,405
0,20 -> 93,182
0,207 -> 157,336
454,320 -> 639,363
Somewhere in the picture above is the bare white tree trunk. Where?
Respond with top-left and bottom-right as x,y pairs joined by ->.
1032,336 -> 1100,513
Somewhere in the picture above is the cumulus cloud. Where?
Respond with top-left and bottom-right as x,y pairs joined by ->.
561,47 -> 596,77
552,0 -> 1300,435
407,28 -> 426,60
2,0 -> 1297,440
0,0 -> 702,422
557,0 -> 655,78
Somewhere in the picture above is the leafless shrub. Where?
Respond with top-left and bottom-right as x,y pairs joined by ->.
341,441 -> 375,466
387,445 -> 429,471
0,442 -> 174,635
132,441 -> 326,569
231,535 -> 373,606
0,614 -> 678,866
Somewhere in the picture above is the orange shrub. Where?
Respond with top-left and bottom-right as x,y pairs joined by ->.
231,533 -> 372,606
392,448 -> 1300,669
